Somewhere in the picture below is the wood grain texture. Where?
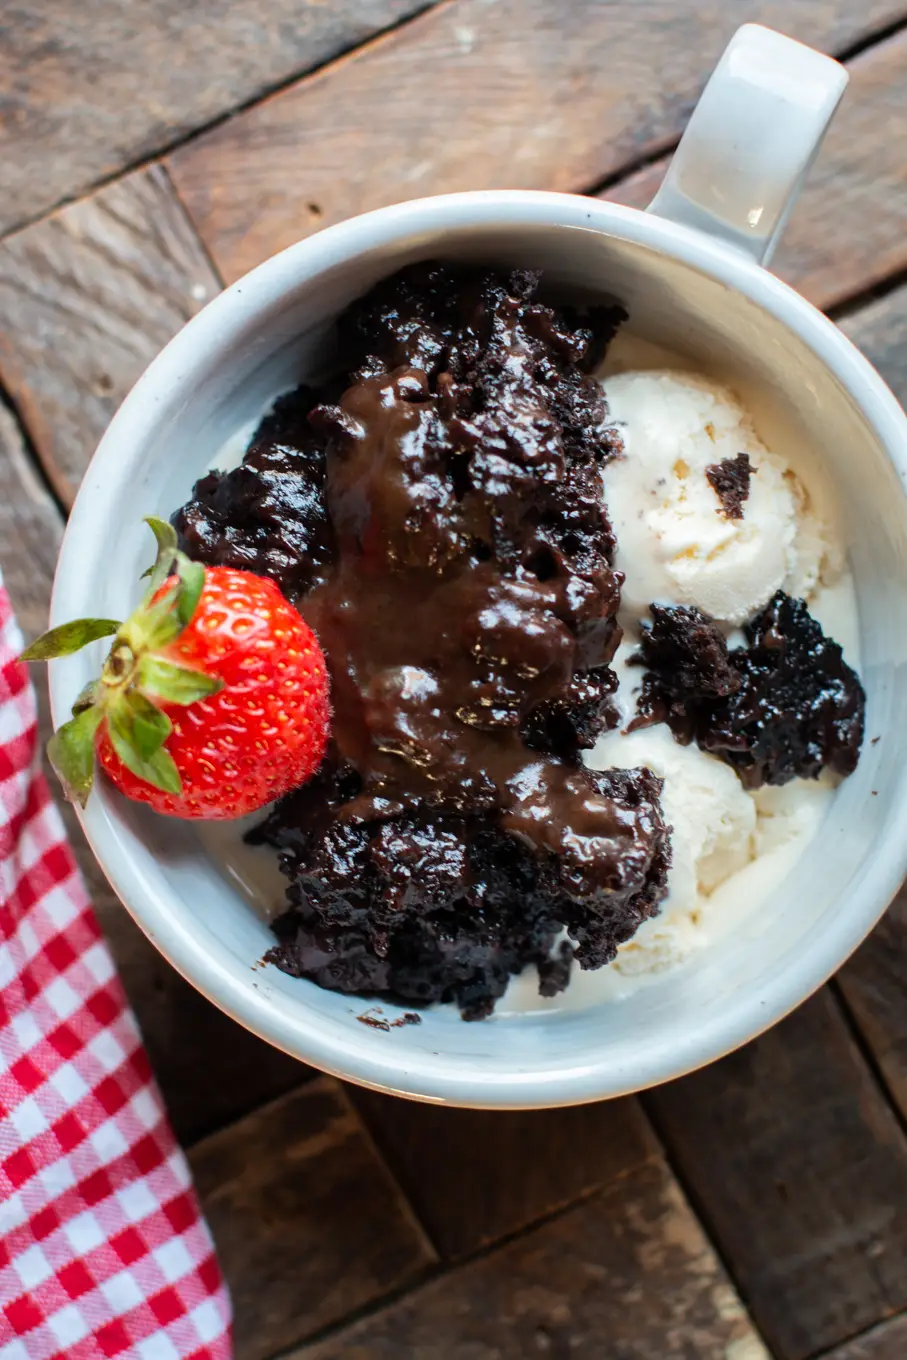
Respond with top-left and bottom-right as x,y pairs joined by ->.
351,1089 -> 657,1260
168,0 -> 907,282
838,884 -> 907,1127
189,1079 -> 436,1360
287,1155 -> 770,1360
838,281 -> 907,400
0,403 -> 310,1144
818,1314 -> 907,1359
0,165 -> 220,509
645,989 -> 907,1360
606,30 -> 907,313
1,0 -> 432,237
0,405 -> 67,639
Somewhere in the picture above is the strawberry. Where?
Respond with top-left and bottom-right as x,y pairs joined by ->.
20,518 -> 330,819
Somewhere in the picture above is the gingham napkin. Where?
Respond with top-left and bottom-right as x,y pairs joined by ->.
0,577 -> 232,1359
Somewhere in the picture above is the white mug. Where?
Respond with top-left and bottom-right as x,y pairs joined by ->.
50,25 -> 907,1107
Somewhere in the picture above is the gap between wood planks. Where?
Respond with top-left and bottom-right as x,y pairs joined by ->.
832,972 -> 907,1147
158,163 -> 228,297
0,387 -> 62,521
813,1311 -> 907,1359
828,261 -> 907,323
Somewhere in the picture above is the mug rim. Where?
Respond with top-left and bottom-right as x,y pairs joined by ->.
50,189 -> 907,1107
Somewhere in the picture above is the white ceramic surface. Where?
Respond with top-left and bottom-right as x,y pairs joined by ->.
49,27 -> 907,1107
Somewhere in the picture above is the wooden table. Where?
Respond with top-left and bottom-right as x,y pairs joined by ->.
3,4 -> 907,1356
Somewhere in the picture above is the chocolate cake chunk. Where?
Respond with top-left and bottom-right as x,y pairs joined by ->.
706,452 -> 752,519
632,603 -> 740,736
174,388 -> 336,599
635,593 -> 865,788
522,666 -> 620,758
177,263 -> 671,1017
260,762 -> 670,1019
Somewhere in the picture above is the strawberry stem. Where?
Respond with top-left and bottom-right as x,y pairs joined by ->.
103,642 -> 136,686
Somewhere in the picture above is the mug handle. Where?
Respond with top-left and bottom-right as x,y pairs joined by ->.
647,24 -> 848,266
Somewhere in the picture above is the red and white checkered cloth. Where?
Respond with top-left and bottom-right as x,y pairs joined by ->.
0,579 -> 232,1359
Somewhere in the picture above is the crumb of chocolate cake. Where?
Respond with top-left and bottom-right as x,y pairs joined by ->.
635,592 -> 865,788
706,451 -> 752,519
356,1007 -> 422,1031
181,263 -> 671,1018
538,941 -> 573,998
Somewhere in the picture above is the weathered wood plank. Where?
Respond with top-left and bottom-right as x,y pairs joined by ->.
817,1313 -> 907,1359
0,400 -> 311,1145
168,0 -> 907,283
286,1155 -> 770,1360
1,0 -> 434,238
0,407 -> 62,640
350,1089 -> 657,1260
606,31 -> 907,314
0,165 -> 220,509
838,281 -> 907,399
189,1079 -> 436,1360
838,883 -> 907,1128
645,988 -> 907,1360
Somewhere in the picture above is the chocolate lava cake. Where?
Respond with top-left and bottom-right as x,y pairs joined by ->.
174,263 -> 672,1018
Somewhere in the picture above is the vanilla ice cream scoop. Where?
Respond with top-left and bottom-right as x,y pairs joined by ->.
602,370 -> 830,624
